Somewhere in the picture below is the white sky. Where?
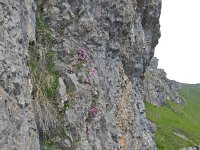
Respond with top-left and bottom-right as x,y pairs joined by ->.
155,0 -> 200,84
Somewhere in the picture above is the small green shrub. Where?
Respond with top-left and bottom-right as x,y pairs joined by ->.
63,101 -> 70,111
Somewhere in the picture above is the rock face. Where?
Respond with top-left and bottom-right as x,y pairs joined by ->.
0,0 -> 39,149
143,57 -> 182,106
38,0 -> 161,149
0,0 -> 163,149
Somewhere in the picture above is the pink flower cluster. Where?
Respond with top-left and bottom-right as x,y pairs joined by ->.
90,106 -> 98,117
89,68 -> 97,76
77,48 -> 88,61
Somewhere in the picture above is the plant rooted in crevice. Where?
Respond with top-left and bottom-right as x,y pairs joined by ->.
28,13 -> 59,132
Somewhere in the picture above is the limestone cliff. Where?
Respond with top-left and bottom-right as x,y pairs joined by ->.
0,0 -> 39,149
0,0 -> 163,149
143,57 -> 182,106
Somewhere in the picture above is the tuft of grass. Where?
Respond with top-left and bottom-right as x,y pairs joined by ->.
29,1 -> 68,148
145,83 -> 200,150
40,140 -> 60,150
36,16 -> 53,46
28,12 -> 59,131
66,85 -> 76,98
40,127 -> 65,150
75,62 -> 84,70
28,45 -> 59,131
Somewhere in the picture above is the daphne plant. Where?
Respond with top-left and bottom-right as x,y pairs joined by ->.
86,106 -> 98,123
77,48 -> 88,61
89,68 -> 97,76
89,106 -> 98,117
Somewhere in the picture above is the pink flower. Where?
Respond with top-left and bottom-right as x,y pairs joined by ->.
90,106 -> 98,117
89,68 -> 97,76
77,48 -> 88,61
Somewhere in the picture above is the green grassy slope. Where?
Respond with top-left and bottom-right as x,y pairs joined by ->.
145,83 -> 200,150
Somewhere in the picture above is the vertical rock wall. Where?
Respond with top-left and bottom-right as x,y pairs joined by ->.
35,0 -> 161,149
0,0 -> 163,149
0,0 -> 39,149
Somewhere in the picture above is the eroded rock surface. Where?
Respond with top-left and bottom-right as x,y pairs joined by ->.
143,57 -> 182,106
37,0 -> 161,149
0,0 -> 39,149
1,0 -> 163,149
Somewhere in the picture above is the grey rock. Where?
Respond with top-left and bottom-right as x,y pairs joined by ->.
38,0 -> 162,149
181,146 -> 200,150
0,0 -> 38,149
0,0 -> 164,149
143,57 -> 182,106
57,77 -> 67,110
